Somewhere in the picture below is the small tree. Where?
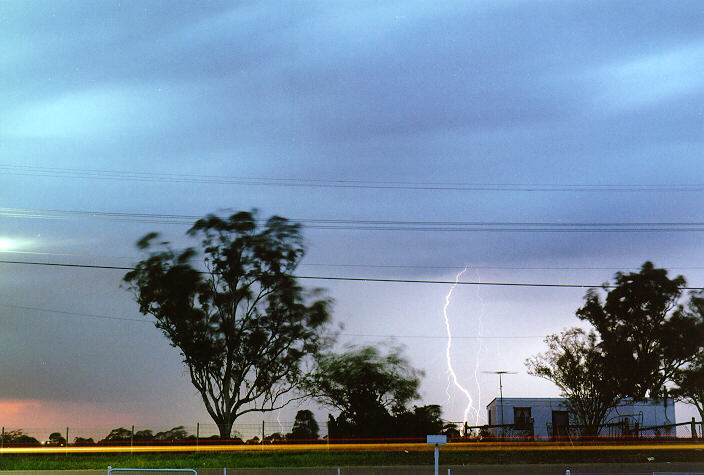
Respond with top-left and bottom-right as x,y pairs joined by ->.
0,429 -> 40,446
305,345 -> 422,438
123,211 -> 332,438
673,350 -> 704,421
287,409 -> 319,441
154,426 -> 192,441
673,293 -> 704,420
263,432 -> 284,444
133,429 -> 154,441
100,427 -> 132,443
394,404 -> 444,438
47,432 -> 66,446
73,436 -> 95,444
526,328 -> 618,436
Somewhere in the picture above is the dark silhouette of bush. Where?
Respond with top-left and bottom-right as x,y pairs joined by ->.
99,427 -> 132,444
154,426 -> 193,441
47,432 -> 67,446
286,410 -> 320,441
73,436 -> 95,445
0,429 -> 40,446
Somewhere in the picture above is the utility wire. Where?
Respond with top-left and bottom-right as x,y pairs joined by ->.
3,251 -> 704,272
0,303 -> 546,340
0,303 -> 151,323
1,164 -> 703,192
2,207 -> 704,232
2,259 -> 704,290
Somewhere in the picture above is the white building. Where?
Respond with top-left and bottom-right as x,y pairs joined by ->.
486,397 -> 675,439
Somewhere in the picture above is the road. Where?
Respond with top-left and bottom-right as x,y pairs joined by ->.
217,462 -> 704,474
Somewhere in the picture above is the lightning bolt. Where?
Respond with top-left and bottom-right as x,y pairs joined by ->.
276,411 -> 284,436
470,267 -> 487,426
443,267 -> 474,427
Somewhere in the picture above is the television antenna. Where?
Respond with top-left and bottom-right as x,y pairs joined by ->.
482,370 -> 517,426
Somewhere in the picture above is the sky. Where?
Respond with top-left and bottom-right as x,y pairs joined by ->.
1,1 -> 704,441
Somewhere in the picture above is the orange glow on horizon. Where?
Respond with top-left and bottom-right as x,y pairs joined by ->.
0,400 -> 42,419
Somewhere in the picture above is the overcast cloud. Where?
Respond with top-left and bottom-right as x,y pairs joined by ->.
1,1 -> 703,439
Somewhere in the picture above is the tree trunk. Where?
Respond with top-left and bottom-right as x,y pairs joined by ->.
217,418 -> 234,439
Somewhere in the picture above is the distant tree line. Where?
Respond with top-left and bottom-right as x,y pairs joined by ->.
0,426 -> 201,447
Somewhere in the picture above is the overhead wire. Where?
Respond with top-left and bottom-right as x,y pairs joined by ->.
1,164 -> 703,192
3,250 -> 704,272
1,258 -> 704,290
2,207 -> 704,232
0,303 -> 546,340
0,303 -> 151,323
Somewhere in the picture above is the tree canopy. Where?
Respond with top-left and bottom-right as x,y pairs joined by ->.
672,291 -> 704,420
304,344 -> 423,438
0,429 -> 40,447
526,328 -> 618,436
123,211 -> 332,438
576,262 -> 703,399
287,409 -> 319,441
47,432 -> 66,446
673,350 -> 704,421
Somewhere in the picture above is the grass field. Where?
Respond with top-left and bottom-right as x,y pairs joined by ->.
0,445 -> 702,470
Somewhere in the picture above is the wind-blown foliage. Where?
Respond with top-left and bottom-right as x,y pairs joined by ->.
123,211 -> 332,438
526,328 -> 618,436
305,345 -> 422,438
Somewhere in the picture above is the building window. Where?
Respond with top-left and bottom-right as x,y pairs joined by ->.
514,407 -> 531,429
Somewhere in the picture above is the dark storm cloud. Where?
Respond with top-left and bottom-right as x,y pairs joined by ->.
2,0 -> 704,423
5,0 -> 703,177
283,1 -> 704,141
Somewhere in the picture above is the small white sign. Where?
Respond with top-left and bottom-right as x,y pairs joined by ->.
426,434 -> 447,445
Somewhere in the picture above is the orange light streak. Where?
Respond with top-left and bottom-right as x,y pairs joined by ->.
2,441 -> 704,454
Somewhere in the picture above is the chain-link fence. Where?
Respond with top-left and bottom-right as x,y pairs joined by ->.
0,422 -> 307,448
0,418 -> 700,447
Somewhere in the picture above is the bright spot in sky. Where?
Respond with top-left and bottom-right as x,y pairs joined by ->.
0,238 -> 16,251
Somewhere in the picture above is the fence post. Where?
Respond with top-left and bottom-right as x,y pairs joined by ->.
692,417 -> 697,439
131,425 -> 134,453
196,423 -> 199,451
66,427 -> 69,454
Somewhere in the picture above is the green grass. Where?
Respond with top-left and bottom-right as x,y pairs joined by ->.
0,448 -> 702,470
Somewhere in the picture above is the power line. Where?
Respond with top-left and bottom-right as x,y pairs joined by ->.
0,303 -> 545,340
302,263 -> 704,271
1,164 -> 703,192
340,333 -> 544,340
3,251 -> 704,272
2,258 -> 704,290
3,207 -> 704,232
0,303 -> 152,323
0,259 -> 133,271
